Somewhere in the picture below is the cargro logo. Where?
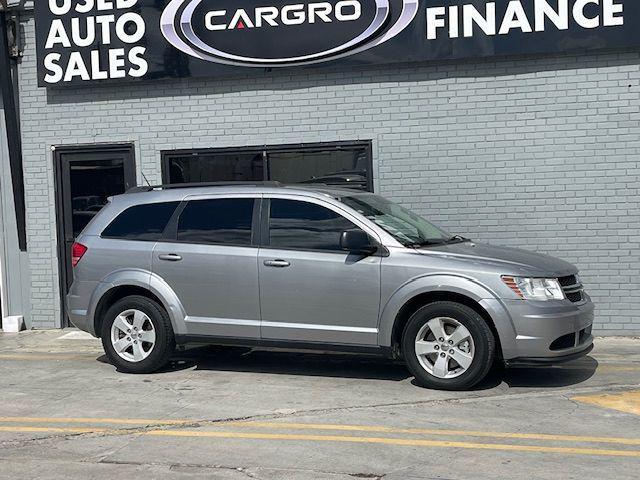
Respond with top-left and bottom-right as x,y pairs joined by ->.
160,0 -> 419,66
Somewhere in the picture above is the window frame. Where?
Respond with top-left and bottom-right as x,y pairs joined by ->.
161,141 -> 374,192
160,195 -> 262,248
260,195 -> 382,254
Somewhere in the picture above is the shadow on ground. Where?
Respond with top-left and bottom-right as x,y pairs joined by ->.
98,345 -> 599,390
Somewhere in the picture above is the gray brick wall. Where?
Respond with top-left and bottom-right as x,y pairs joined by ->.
17,13 -> 640,334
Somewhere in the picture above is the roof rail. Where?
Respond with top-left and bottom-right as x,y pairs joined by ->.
126,181 -> 284,194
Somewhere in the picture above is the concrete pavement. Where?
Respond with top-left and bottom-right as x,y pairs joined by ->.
0,330 -> 639,479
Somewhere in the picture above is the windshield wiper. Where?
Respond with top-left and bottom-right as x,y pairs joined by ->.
405,239 -> 448,248
406,235 -> 473,248
446,235 -> 472,243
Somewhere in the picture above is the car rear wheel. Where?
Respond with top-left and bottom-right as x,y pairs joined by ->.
101,295 -> 175,374
402,301 -> 495,390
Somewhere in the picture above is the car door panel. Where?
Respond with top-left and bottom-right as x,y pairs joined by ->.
153,243 -> 261,338
258,196 -> 382,345
259,249 -> 381,344
151,195 -> 261,338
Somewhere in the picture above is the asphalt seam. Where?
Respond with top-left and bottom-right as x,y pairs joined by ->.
96,458 -> 392,480
98,459 -> 263,479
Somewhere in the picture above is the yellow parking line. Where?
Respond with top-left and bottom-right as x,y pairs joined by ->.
0,426 -> 108,434
0,353 -> 94,361
1,416 -> 640,446
145,429 -> 640,458
0,416 -> 189,426
573,391 -> 640,416
595,366 -> 640,373
0,423 -> 638,457
230,421 -> 640,446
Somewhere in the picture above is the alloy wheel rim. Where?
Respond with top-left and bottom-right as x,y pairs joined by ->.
414,317 -> 475,379
110,309 -> 156,363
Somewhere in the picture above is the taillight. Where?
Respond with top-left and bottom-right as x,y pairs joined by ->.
72,242 -> 88,267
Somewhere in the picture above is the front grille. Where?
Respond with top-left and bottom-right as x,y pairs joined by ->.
559,275 -> 584,303
566,291 -> 583,302
550,333 -> 576,351
550,326 -> 592,351
579,326 -> 592,344
558,275 -> 577,287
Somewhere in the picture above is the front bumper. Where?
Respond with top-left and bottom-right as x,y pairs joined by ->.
505,343 -> 594,367
501,294 -> 594,363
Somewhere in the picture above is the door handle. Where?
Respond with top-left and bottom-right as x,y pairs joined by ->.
263,259 -> 291,268
158,254 -> 182,262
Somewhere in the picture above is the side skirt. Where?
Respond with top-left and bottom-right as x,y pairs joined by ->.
175,334 -> 395,358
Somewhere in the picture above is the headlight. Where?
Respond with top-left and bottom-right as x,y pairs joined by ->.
502,276 -> 565,301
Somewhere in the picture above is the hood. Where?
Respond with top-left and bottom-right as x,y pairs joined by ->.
415,241 -> 578,277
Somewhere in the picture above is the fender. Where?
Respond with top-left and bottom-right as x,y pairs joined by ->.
88,269 -> 188,336
377,273 -> 517,355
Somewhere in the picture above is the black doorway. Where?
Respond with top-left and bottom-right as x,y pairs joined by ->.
54,144 -> 136,326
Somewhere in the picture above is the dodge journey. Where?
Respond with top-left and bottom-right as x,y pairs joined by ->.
67,183 -> 594,390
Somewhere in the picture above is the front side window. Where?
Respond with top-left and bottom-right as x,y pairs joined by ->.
102,202 -> 180,241
339,194 -> 452,247
177,198 -> 255,246
268,199 -> 360,251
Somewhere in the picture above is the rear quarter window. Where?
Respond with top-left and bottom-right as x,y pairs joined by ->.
101,202 -> 180,241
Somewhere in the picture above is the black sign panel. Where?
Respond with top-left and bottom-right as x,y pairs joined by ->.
35,0 -> 640,86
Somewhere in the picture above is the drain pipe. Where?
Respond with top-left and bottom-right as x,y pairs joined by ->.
0,4 -> 27,251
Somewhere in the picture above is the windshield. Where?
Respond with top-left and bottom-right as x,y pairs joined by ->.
339,194 -> 457,247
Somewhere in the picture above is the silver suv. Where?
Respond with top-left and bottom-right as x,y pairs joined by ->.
67,183 -> 594,390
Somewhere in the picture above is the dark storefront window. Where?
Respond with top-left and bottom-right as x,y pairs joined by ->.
162,142 -> 372,191
167,153 -> 264,184
69,159 -> 129,236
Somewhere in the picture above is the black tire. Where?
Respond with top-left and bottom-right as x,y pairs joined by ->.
101,295 -> 175,374
401,301 -> 495,391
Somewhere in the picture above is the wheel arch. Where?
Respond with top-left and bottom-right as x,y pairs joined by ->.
378,275 -> 516,358
90,270 -> 187,338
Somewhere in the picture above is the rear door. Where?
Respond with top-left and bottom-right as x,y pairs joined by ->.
152,194 -> 262,338
258,196 -> 382,345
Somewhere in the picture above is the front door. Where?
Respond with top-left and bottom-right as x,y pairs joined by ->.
152,195 -> 262,338
55,145 -> 136,325
258,197 -> 382,346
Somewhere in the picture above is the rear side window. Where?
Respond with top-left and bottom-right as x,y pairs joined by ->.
177,198 -> 255,246
269,199 -> 358,251
102,202 -> 179,241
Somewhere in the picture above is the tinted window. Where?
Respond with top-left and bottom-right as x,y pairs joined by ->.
269,199 -> 359,251
269,148 -> 369,190
102,202 -> 179,241
167,153 -> 264,184
164,143 -> 371,191
177,198 -> 255,245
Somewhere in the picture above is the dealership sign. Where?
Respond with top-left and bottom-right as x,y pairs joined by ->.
35,0 -> 640,86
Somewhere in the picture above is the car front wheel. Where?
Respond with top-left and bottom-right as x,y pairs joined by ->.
402,301 -> 495,390
101,295 -> 175,374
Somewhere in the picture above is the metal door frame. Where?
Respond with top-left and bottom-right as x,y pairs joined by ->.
53,143 -> 136,327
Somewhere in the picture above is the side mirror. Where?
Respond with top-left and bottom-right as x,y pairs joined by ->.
340,229 -> 378,255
